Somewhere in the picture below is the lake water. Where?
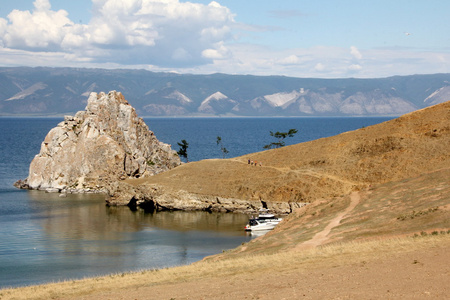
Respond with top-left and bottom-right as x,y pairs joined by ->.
0,116 -> 393,288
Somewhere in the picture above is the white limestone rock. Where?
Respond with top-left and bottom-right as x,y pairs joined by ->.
20,91 -> 181,193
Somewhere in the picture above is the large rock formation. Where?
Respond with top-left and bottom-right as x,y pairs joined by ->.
16,91 -> 180,193
106,181 -> 308,214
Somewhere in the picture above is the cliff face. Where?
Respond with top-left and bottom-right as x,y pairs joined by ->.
18,91 -> 180,192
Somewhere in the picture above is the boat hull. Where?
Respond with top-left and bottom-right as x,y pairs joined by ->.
244,210 -> 282,231
244,220 -> 281,231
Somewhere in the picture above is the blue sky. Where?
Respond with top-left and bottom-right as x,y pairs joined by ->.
0,0 -> 449,78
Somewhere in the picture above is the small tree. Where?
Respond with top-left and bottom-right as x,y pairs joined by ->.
177,139 -> 189,162
216,136 -> 229,158
263,128 -> 298,149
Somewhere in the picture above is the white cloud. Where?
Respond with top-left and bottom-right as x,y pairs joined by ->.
348,64 -> 362,71
0,0 -> 236,67
3,0 -> 73,50
61,24 -> 90,49
0,18 -> 6,42
34,0 -> 51,11
315,63 -> 325,71
177,44 -> 450,78
201,26 -> 231,41
350,46 -> 362,60
202,42 -> 231,59
2,39 -> 449,78
278,55 -> 300,65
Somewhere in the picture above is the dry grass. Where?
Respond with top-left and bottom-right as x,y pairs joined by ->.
2,234 -> 449,300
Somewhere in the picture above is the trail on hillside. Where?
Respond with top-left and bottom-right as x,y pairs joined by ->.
296,192 -> 361,250
232,158 -> 363,187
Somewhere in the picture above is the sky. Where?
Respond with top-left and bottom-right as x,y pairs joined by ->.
0,0 -> 449,78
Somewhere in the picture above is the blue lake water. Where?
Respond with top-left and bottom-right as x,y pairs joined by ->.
0,116 -> 393,288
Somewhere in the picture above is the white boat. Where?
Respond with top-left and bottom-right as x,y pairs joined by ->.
244,210 -> 282,231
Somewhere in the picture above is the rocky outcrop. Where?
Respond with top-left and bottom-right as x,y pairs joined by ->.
16,91 -> 180,193
106,181 -> 307,214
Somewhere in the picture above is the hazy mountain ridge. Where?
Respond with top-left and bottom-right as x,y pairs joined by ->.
1,67 -> 449,116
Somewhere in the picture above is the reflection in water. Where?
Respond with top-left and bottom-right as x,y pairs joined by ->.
247,230 -> 272,238
27,190 -> 250,236
0,191 -> 252,288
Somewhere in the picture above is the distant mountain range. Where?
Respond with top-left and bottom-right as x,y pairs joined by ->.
1,67 -> 449,116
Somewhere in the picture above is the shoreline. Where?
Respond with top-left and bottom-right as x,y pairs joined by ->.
2,234 -> 448,299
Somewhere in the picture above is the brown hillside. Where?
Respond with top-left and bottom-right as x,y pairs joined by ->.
127,100 -> 450,205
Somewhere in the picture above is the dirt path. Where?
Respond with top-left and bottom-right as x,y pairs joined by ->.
297,191 -> 361,250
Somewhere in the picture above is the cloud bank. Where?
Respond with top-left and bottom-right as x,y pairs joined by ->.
0,0 -> 234,67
